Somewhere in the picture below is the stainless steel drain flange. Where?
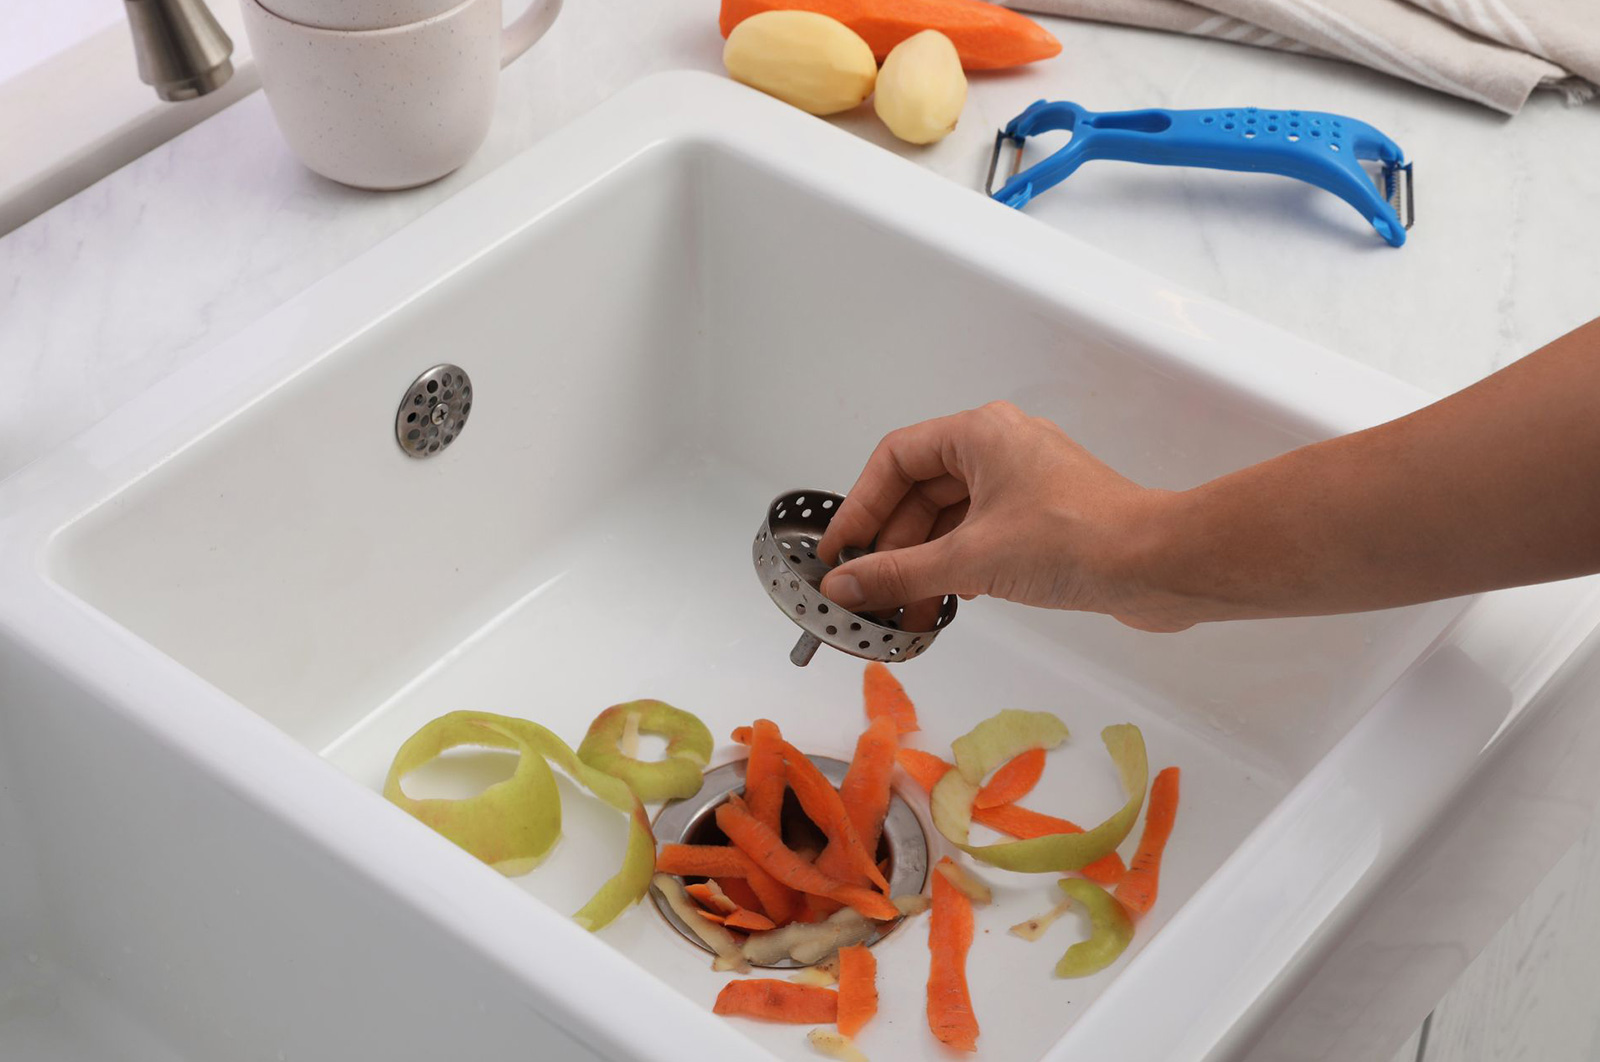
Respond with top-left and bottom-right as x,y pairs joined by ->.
755,489 -> 957,666
650,754 -> 929,966
396,364 -> 472,458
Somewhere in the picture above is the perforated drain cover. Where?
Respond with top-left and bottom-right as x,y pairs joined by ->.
754,489 -> 957,665
396,364 -> 472,458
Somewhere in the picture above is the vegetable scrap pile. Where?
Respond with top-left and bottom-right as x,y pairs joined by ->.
384,664 -> 1181,1058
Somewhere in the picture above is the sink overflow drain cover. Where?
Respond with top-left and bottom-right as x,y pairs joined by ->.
396,364 -> 472,458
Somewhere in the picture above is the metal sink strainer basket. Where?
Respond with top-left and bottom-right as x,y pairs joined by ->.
754,489 -> 957,666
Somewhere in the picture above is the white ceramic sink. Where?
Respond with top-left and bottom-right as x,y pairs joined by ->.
5,72 -> 1600,1062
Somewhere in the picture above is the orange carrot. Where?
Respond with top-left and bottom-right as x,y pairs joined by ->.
744,867 -> 798,925
696,907 -> 730,925
656,844 -> 754,879
745,719 -> 788,835
894,749 -> 1125,886
718,0 -> 1060,70
896,747 -> 952,791
735,721 -> 805,921
817,714 -> 899,885
864,662 -> 920,734
714,979 -> 839,1023
687,882 -> 737,914
656,844 -> 797,923
974,747 -> 1046,809
716,800 -> 900,921
840,714 -> 899,852
927,858 -> 979,1052
715,876 -> 765,916
836,943 -> 878,1039
725,908 -> 778,932
781,741 -> 891,894
808,895 -> 845,919
1115,766 -> 1180,917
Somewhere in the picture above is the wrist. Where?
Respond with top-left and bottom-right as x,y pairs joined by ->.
1101,487 -> 1224,631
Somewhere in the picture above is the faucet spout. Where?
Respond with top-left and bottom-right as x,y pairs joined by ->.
123,0 -> 234,101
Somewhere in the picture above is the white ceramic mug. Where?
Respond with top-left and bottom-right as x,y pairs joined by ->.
240,0 -> 561,189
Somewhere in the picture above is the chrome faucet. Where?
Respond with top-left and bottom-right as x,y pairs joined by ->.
123,0 -> 235,101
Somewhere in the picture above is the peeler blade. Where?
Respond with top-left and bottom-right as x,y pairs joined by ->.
985,130 -> 1026,199
1384,161 -> 1415,231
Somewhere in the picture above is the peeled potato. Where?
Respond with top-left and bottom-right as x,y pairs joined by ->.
874,29 -> 967,144
724,10 -> 877,116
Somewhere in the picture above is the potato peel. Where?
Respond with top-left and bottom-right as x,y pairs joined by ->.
578,700 -> 713,803
1008,899 -> 1072,942
788,965 -> 839,987
934,860 -> 993,907
655,874 -> 751,972
933,723 -> 1148,873
742,895 -> 927,966
384,710 -> 655,931
807,1028 -> 870,1062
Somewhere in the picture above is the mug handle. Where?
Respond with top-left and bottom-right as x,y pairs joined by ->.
502,0 -> 563,67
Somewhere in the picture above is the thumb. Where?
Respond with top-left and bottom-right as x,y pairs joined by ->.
821,538 -> 960,613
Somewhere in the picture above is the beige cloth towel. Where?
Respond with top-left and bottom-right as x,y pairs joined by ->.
1010,0 -> 1596,114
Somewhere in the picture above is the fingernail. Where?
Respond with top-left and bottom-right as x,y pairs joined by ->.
828,573 -> 865,610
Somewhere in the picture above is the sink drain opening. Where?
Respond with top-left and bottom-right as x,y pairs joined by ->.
650,755 -> 929,967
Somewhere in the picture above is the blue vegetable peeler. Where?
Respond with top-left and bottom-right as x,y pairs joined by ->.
986,101 -> 1414,247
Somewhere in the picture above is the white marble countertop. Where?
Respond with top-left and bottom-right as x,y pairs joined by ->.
0,1 -> 257,237
2,4 -> 1598,484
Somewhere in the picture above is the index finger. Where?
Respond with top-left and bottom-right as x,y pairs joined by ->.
819,413 -> 971,563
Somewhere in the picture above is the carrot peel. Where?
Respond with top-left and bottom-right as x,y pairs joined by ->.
725,908 -> 778,932
1115,766 -> 1179,917
863,661 -> 920,733
817,714 -> 899,884
836,943 -> 878,1039
974,746 -> 1047,808
781,742 -> 891,894
714,979 -> 839,1023
927,857 -> 979,1052
655,843 -> 795,924
745,718 -> 788,834
715,800 -> 900,921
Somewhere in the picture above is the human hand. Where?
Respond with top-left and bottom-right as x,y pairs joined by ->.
817,402 -> 1192,633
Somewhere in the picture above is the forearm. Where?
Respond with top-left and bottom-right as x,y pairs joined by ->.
1143,318 -> 1600,622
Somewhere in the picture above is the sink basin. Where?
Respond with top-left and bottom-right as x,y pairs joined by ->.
5,71 -> 1600,1062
